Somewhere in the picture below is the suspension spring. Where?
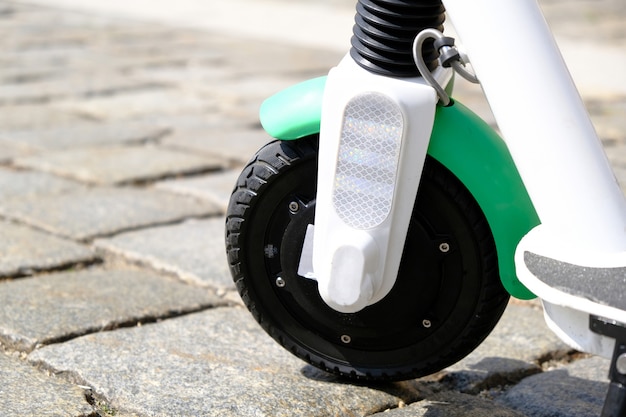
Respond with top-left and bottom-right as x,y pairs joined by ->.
350,0 -> 446,77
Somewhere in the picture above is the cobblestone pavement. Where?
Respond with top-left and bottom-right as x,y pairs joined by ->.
0,1 -> 624,416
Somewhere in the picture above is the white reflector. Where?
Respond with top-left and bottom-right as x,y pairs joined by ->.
333,92 -> 404,229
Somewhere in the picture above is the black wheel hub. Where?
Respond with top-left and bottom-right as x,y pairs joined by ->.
273,197 -> 461,352
257,164 -> 480,372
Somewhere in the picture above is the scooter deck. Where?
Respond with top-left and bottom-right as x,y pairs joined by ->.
524,252 -> 626,311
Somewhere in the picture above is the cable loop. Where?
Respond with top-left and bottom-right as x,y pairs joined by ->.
412,29 -> 479,106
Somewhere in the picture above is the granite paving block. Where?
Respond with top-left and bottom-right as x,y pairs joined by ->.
28,307 -> 424,417
0,73 -> 161,105
496,355 -> 610,417
540,0 -> 626,46
0,138 -> 37,162
131,63 -> 233,87
155,169 -> 239,211
57,89 -> 219,121
4,120 -> 170,150
0,67 -> 63,85
221,38 -> 342,76
162,127 -> 269,164
141,113 -> 244,134
0,167 -> 86,200
0,103 -> 88,130
0,267 -> 223,352
0,187 -> 219,240
0,220 -> 96,278
94,218 -> 233,289
0,28 -> 89,56
0,352 -> 93,417
371,391 -> 525,417
104,40 -> 225,73
0,47 -> 91,74
439,303 -> 570,393
13,144 -> 225,185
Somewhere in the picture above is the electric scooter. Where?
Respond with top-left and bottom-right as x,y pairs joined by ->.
225,1 -> 626,415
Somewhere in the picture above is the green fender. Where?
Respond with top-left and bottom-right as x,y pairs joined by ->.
260,77 -> 540,300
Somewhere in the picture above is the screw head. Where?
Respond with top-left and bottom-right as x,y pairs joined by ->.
275,277 -> 286,288
439,243 -> 450,253
422,319 -> 432,328
617,353 -> 626,375
340,334 -> 352,344
288,201 -> 300,212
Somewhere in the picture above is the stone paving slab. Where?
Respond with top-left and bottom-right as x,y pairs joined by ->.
26,301 -> 585,417
0,266 -> 224,352
496,355 -> 610,417
0,352 -> 94,417
57,89 -> 220,122
0,137 -> 36,162
0,186 -> 219,240
0,103 -> 91,131
372,391 -> 525,417
0,219 -> 96,278
539,0 -> 626,46
28,307 -> 425,417
0,167 -> 86,199
0,45 -> 91,73
0,66 -> 62,85
2,120 -> 170,150
161,127 -> 270,164
94,217 -> 233,289
0,73 -> 163,106
436,303 -> 569,394
125,30 -> 342,82
13,144 -> 225,185
155,169 -> 239,211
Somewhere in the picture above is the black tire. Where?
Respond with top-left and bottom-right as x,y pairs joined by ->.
225,135 -> 509,381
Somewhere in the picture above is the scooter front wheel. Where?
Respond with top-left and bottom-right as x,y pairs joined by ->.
226,136 -> 509,381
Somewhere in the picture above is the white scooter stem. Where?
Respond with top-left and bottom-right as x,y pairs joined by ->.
443,0 -> 626,252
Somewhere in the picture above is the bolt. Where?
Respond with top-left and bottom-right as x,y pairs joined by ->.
422,319 -> 432,328
275,277 -> 286,288
289,201 -> 300,213
439,243 -> 450,253
340,334 -> 352,344
617,353 -> 626,375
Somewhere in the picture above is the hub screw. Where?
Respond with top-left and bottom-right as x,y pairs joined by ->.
340,334 -> 352,344
439,242 -> 450,253
288,201 -> 300,213
422,319 -> 432,328
617,353 -> 626,375
275,277 -> 286,288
